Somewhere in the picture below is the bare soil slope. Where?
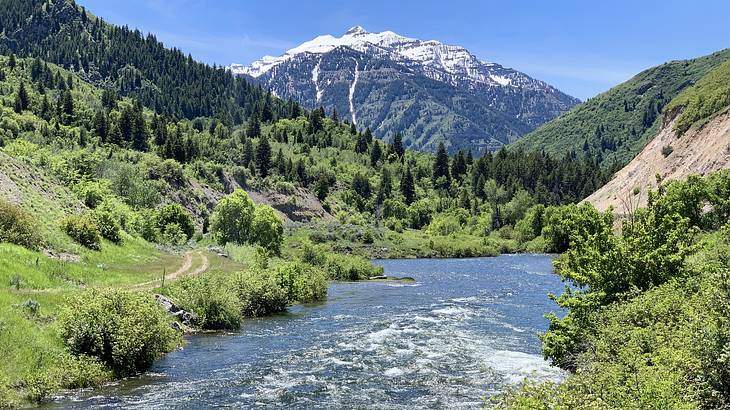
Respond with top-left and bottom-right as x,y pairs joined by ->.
585,110 -> 730,212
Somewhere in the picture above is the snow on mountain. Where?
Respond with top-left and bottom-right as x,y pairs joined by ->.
230,26 -> 543,90
229,26 -> 579,153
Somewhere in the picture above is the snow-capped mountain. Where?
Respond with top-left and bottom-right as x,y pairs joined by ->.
230,26 -> 579,152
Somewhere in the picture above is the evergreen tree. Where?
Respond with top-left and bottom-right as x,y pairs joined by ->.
242,138 -> 254,166
256,134 -> 272,177
400,165 -> 416,205
451,150 -> 467,178
433,142 -> 451,189
331,107 -> 339,122
8,53 -> 16,70
93,110 -> 108,142
246,113 -> 261,138
393,132 -> 405,158
352,173 -> 372,199
314,170 -> 330,201
131,99 -> 148,151
370,140 -> 383,167
13,81 -> 29,113
355,132 -> 368,153
376,167 -> 392,204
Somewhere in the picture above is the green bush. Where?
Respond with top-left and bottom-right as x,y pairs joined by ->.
0,198 -> 41,250
93,209 -> 122,243
273,262 -> 327,303
58,289 -> 181,376
62,213 -> 102,250
229,270 -> 288,317
155,204 -> 195,242
165,274 -> 241,330
251,205 -> 284,254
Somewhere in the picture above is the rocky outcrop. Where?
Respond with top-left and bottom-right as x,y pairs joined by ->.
155,294 -> 196,332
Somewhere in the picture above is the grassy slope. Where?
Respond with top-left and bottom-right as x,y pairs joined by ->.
666,58 -> 730,134
511,49 -> 730,169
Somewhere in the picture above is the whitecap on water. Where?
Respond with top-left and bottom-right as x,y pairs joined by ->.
383,367 -> 405,377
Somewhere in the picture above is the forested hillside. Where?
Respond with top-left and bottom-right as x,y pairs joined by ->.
512,49 -> 730,170
0,0 -> 297,123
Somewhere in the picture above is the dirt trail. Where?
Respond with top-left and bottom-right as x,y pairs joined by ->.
131,251 -> 209,289
14,251 -> 211,295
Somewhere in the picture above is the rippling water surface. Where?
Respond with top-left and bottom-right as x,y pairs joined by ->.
54,255 -> 565,409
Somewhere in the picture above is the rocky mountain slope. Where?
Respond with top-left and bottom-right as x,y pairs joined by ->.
585,57 -> 730,212
585,111 -> 730,212
231,27 -> 579,153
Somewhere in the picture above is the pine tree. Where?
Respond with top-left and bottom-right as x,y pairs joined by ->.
451,150 -> 467,178
13,82 -> 29,113
393,132 -> 405,158
433,142 -> 451,189
63,90 -> 75,125
331,107 -> 339,122
256,134 -> 272,177
314,170 -> 330,201
355,132 -> 368,153
8,54 -> 16,70
242,138 -> 254,166
376,167 -> 392,204
93,110 -> 108,142
400,165 -> 416,205
370,140 -> 383,167
247,113 -> 261,138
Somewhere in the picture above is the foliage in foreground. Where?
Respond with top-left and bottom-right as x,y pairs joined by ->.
498,170 -> 730,409
58,289 -> 181,377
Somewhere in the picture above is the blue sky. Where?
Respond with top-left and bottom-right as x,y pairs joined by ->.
77,0 -> 730,100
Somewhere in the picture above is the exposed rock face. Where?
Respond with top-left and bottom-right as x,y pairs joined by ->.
231,27 -> 578,153
585,111 -> 730,213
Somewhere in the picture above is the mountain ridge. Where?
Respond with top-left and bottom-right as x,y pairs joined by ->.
231,27 -> 579,153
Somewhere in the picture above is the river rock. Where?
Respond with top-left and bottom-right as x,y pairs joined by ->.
155,294 -> 196,327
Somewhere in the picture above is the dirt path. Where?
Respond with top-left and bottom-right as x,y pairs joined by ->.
131,251 -> 209,289
12,251 -> 211,296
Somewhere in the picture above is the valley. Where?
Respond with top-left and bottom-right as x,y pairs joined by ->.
0,0 -> 729,409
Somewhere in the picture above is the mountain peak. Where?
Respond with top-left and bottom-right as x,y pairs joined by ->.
345,26 -> 367,35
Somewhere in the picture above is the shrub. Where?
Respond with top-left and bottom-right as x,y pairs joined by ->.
273,262 -> 327,303
165,274 -> 241,330
661,144 -> 674,157
73,180 -> 113,209
229,270 -> 288,317
155,204 -> 195,241
22,354 -> 111,404
0,376 -> 16,408
58,289 -> 180,376
93,209 -> 122,243
0,198 -> 41,250
62,213 -> 102,250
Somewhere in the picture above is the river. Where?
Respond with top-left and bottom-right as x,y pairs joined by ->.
54,254 -> 565,409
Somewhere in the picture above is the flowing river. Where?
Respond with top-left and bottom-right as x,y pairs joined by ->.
54,255 -> 565,409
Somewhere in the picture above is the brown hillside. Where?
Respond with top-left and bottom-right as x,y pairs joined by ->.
585,110 -> 730,213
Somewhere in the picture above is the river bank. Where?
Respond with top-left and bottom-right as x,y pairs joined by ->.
49,255 -> 565,409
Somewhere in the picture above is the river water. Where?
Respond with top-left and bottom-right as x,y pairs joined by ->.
54,255 -> 565,409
